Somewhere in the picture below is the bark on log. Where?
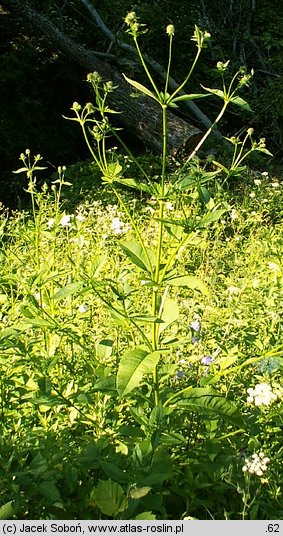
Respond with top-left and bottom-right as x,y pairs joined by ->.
1,0 -> 203,155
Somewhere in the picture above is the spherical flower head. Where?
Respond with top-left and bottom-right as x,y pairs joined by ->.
71,102 -> 81,112
125,11 -> 137,26
87,72 -> 102,85
247,127 -> 254,136
166,24 -> 175,36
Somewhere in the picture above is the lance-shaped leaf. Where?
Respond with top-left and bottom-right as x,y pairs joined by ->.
201,86 -> 225,99
199,208 -> 227,227
123,74 -> 159,102
171,93 -> 209,103
163,275 -> 209,296
117,347 -> 168,397
230,95 -> 252,112
165,387 -> 245,428
119,240 -> 155,272
113,177 -> 154,194
52,281 -> 84,301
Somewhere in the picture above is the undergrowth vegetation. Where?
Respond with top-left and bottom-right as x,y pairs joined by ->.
0,16 -> 282,520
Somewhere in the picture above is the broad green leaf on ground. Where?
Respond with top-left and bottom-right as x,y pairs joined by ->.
119,240 -> 155,272
117,347 -> 168,397
91,479 -> 128,517
163,275 -> 209,296
164,387 -> 245,428
0,501 -> 14,520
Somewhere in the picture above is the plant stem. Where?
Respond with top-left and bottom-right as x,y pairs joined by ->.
151,105 -> 168,405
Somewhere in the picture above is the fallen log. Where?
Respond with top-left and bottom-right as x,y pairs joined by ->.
1,0 -> 203,155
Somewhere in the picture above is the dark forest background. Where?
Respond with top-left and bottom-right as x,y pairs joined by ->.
1,0 -> 283,206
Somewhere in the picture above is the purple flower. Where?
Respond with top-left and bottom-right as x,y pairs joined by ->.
175,370 -> 185,380
190,320 -> 201,332
201,355 -> 213,366
192,336 -> 199,344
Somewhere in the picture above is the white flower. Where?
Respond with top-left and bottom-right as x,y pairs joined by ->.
110,217 -> 130,235
59,214 -> 72,227
242,452 -> 270,477
247,383 -> 280,407
249,192 -> 256,198
271,182 -> 280,188
261,171 -> 269,177
47,218 -> 55,228
78,304 -> 88,313
230,209 -> 238,220
254,179 -> 261,186
228,285 -> 241,295
165,201 -> 174,211
76,213 -> 85,222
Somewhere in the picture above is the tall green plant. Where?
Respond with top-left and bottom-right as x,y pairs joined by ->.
65,13 -> 259,432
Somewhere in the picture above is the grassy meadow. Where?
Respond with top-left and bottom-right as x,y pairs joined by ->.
0,151 -> 282,520
0,17 -> 282,522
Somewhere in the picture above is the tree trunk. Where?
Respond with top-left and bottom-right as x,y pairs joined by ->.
1,0 -> 202,155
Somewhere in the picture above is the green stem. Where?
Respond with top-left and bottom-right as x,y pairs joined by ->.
151,105 -> 168,405
164,35 -> 173,97
134,37 -> 160,97
168,48 -> 201,103
185,101 -> 229,164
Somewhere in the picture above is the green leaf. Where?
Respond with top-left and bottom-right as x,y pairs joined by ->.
135,512 -> 156,520
159,297 -> 179,333
119,240 -> 155,272
256,147 -> 273,156
201,86 -> 225,99
199,208 -> 227,227
100,462 -> 131,484
230,95 -> 252,112
172,93 -> 209,103
130,486 -> 151,499
123,74 -> 159,102
113,177 -> 154,194
0,501 -> 14,520
38,481 -> 62,505
164,275 -> 209,296
117,347 -> 167,397
130,315 -> 163,323
96,339 -> 114,360
52,282 -> 83,301
165,387 -> 245,428
198,185 -> 211,204
91,479 -> 128,517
